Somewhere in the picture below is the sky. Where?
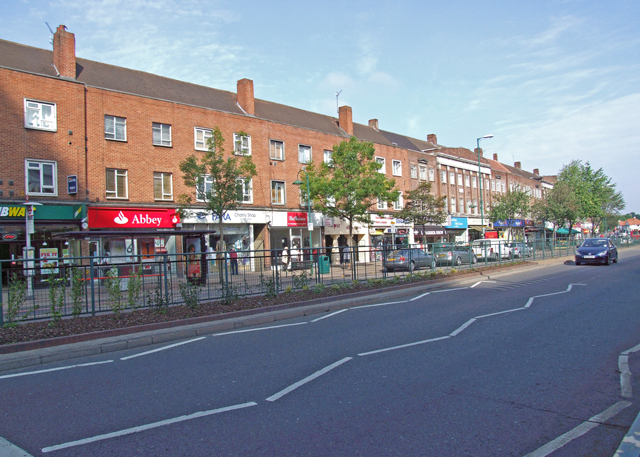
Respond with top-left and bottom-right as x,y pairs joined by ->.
2,0 -> 639,212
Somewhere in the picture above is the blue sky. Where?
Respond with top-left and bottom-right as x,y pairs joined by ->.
2,0 -> 639,212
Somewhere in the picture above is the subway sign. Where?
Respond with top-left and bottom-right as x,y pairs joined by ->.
0,206 -> 26,218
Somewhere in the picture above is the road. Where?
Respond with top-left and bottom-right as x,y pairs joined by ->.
1,250 -> 639,456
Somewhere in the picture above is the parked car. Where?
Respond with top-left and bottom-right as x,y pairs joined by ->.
472,239 -> 513,261
575,238 -> 618,265
383,248 -> 435,272
432,242 -> 477,266
506,241 -> 532,258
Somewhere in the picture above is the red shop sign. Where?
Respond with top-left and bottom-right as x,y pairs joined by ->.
287,212 -> 308,227
88,207 -> 180,229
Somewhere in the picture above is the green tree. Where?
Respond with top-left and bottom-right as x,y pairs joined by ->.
557,160 -> 625,236
489,184 -> 531,242
178,127 -> 257,243
531,181 -> 580,240
397,181 -> 447,240
306,136 -> 399,252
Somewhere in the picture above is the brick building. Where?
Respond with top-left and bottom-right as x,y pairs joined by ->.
0,25 -> 552,268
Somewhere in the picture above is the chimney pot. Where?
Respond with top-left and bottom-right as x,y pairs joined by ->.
533,168 -> 540,175
515,161 -> 521,169
368,119 -> 378,130
339,106 -> 353,136
237,78 -> 255,115
53,25 -> 76,79
493,153 -> 498,161
427,134 -> 438,145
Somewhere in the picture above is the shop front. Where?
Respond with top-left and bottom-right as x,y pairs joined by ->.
492,219 -> 528,240
445,217 -> 468,242
323,217 -> 367,264
270,211 -> 323,261
413,226 -> 447,250
0,203 -> 85,284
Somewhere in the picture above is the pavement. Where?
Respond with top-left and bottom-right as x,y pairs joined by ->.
0,255 -> 574,373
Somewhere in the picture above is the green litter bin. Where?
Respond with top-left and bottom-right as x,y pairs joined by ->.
318,255 -> 330,274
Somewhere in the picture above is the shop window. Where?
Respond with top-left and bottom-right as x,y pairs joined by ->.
25,159 -> 57,196
195,127 -> 213,151
106,168 -> 128,199
153,172 -> 173,201
24,99 -> 56,131
270,140 -> 284,160
271,180 -> 285,205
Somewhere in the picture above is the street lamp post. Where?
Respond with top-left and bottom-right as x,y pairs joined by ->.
23,199 -> 42,298
293,167 -> 313,260
476,134 -> 493,238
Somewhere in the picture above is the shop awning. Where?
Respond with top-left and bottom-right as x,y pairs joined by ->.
414,226 -> 446,236
555,228 -> 580,235
52,229 -> 217,239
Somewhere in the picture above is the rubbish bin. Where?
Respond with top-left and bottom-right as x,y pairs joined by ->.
318,255 -> 330,274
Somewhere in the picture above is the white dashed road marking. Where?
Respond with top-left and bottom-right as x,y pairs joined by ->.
120,337 -> 206,361
0,360 -> 113,380
0,436 -> 33,456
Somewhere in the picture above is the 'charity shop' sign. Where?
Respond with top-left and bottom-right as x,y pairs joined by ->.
88,207 -> 179,229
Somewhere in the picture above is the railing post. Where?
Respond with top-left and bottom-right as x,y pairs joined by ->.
90,257 -> 96,316
163,254 -> 169,303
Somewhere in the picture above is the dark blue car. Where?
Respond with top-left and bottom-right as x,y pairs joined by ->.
575,238 -> 618,265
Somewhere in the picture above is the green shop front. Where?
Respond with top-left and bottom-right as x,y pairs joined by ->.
0,203 -> 86,282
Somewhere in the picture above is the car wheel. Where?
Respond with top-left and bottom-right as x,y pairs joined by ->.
575,260 -> 581,266
455,256 -> 462,266
409,261 -> 415,272
471,255 -> 477,265
605,255 -> 610,265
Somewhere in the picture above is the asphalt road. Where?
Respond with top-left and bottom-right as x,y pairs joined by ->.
1,250 -> 639,456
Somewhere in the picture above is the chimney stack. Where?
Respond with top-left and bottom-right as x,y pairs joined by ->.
427,134 -> 438,145
368,119 -> 379,130
493,153 -> 498,161
515,161 -> 521,169
533,168 -> 540,175
53,25 -> 76,79
237,79 -> 255,115
339,105 -> 353,136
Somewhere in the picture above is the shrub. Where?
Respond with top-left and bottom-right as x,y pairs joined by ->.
104,268 -> 124,315
70,268 -> 85,318
46,274 -> 65,324
179,281 -> 201,309
4,272 -> 34,326
127,265 -> 143,310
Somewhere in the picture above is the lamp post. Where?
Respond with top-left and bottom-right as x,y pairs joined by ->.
293,167 -> 313,260
476,134 -> 493,237
23,199 -> 42,298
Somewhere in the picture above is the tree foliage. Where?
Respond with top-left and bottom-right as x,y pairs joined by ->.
488,184 -> 531,240
178,127 -> 257,241
306,136 -> 399,247
397,181 -> 447,231
531,181 -> 580,238
557,160 -> 624,236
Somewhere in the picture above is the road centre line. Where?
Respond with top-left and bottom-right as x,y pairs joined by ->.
311,309 -> 348,322
358,336 -> 450,357
120,337 -> 206,361
470,281 -> 496,288
450,319 -> 476,337
41,402 -> 258,453
0,360 -> 113,380
475,308 -> 525,319
431,287 -> 469,293
523,401 -> 632,457
215,322 -> 307,336
266,357 -> 352,402
409,292 -> 430,301
357,300 -> 407,309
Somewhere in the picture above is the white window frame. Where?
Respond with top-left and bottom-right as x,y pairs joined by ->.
271,180 -> 285,205
472,176 -> 477,188
234,133 -> 251,156
464,175 -> 470,187
457,174 -> 463,186
196,175 -> 214,202
419,165 -> 427,181
501,181 -> 506,193
324,149 -> 333,166
491,180 -> 496,191
393,191 -> 403,210
441,170 -> 447,184
25,159 -> 57,196
237,178 -> 253,204
473,199 -> 478,214
459,198 -> 464,213
24,99 -> 57,131
376,157 -> 386,174
410,165 -> 418,179
270,140 -> 284,161
152,122 -> 172,147
194,127 -> 213,151
153,172 -> 173,201
428,168 -> 435,182
106,168 -> 128,199
392,160 -> 402,177
449,171 -> 455,184
377,198 -> 387,210
105,115 -> 127,141
467,199 -> 472,213
451,197 -> 456,212
298,144 -> 311,164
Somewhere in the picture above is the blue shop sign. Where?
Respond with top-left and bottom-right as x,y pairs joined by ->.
446,217 -> 468,229
493,219 -> 525,228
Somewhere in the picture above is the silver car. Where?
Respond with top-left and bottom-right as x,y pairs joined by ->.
383,248 -> 435,272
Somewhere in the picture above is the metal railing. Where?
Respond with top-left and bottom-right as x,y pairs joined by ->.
1,236 -> 637,325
